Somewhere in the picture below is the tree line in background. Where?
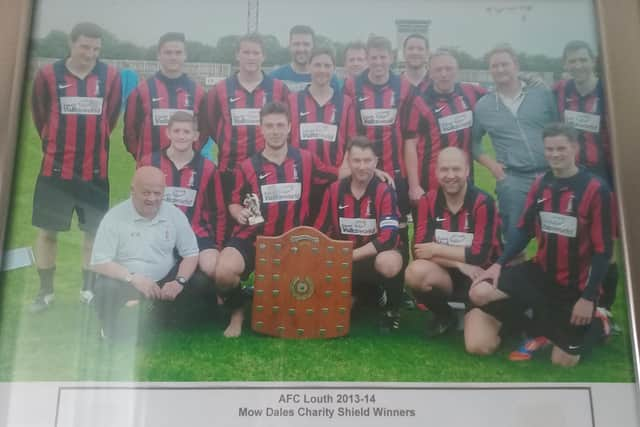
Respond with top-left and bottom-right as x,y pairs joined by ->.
31,28 -> 565,75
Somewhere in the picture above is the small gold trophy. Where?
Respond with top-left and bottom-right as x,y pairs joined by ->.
244,193 -> 264,225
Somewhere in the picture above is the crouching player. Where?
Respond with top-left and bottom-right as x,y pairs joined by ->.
214,102 -> 343,337
405,147 -> 501,337
466,123 -> 615,366
314,136 -> 403,332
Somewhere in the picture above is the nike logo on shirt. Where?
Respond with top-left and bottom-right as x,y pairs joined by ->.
259,172 -> 271,180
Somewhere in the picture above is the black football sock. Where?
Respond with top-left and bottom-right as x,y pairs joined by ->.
222,286 -> 246,311
381,273 -> 403,311
415,288 -> 452,319
600,263 -> 619,310
399,226 -> 410,270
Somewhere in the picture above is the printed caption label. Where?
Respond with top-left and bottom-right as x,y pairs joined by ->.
54,386 -> 597,427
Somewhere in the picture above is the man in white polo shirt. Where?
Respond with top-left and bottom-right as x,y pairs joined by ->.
91,166 -> 201,340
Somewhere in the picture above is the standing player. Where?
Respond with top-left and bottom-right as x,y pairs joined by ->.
289,47 -> 357,169
138,111 -> 226,284
315,136 -> 403,332
472,44 -> 558,239
401,34 -> 431,94
214,102 -> 343,337
405,147 -> 501,336
269,25 -> 339,92
30,22 -> 122,311
554,40 -> 618,310
200,33 -> 289,204
404,49 -> 487,203
124,32 -> 205,164
466,123 -> 614,367
343,35 -> 414,273
343,42 -> 368,80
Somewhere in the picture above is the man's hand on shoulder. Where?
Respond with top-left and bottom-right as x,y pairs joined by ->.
374,169 -> 395,189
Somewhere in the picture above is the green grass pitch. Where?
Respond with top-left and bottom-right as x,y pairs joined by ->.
0,96 -> 635,383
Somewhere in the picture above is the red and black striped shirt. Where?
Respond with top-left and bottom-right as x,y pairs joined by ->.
31,59 -> 121,181
413,185 -> 501,268
553,79 -> 611,182
230,146 -> 337,241
401,71 -> 431,96
288,87 -> 357,167
518,169 -> 614,295
404,82 -> 487,192
343,73 -> 413,177
200,73 -> 289,174
124,72 -> 205,164
139,150 -> 226,250
314,176 -> 400,252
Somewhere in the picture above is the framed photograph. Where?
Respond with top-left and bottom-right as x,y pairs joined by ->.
1,0 -> 639,426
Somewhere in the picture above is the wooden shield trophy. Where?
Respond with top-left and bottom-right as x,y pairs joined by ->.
252,226 -> 353,339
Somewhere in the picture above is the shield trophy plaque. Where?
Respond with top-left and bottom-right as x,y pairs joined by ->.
252,226 -> 353,339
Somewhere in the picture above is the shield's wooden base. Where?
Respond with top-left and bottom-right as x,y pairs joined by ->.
251,226 -> 353,339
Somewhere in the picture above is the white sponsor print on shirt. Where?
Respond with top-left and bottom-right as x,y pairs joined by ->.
360,108 -> 397,126
152,108 -> 192,126
60,97 -> 103,115
283,81 -> 309,92
164,187 -> 197,207
434,229 -> 474,247
438,111 -> 473,134
564,110 -> 601,133
539,211 -> 577,238
339,217 -> 377,236
260,183 -> 302,203
230,108 -> 261,126
299,123 -> 338,142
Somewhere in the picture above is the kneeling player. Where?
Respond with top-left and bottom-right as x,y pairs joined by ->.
405,147 -> 501,337
139,111 -> 226,283
214,102 -> 342,337
467,123 -> 614,366
314,136 -> 403,332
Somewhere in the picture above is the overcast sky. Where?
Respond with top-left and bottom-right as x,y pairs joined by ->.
31,0 -> 599,57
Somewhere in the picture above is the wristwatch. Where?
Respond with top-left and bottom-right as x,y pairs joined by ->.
176,276 -> 187,286
124,272 -> 134,284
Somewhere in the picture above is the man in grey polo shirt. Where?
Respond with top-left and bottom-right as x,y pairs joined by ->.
91,166 -> 201,339
472,44 -> 558,238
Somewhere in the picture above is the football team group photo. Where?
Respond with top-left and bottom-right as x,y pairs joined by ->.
0,0 -> 634,383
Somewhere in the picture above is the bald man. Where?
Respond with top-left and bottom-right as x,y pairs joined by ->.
405,147 -> 501,337
91,166 -> 203,340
